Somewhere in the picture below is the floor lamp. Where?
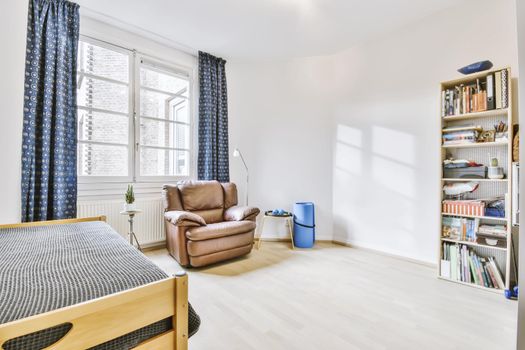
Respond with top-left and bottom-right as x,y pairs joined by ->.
233,148 -> 249,205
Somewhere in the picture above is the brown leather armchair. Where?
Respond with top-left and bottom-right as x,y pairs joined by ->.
162,180 -> 260,267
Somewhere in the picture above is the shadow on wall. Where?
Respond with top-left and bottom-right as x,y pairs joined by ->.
333,124 -> 418,254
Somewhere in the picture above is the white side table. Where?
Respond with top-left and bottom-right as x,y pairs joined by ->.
257,213 -> 294,250
120,209 -> 143,251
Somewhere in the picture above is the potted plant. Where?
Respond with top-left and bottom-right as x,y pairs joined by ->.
124,184 -> 136,211
488,157 -> 504,179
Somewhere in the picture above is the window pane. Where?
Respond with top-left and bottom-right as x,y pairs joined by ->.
174,123 -> 190,149
78,110 -> 128,144
78,143 -> 128,176
172,99 -> 189,123
140,89 -> 188,120
140,89 -> 170,119
140,148 -> 189,176
140,66 -> 189,95
78,77 -> 129,113
78,41 -> 129,83
140,119 -> 189,149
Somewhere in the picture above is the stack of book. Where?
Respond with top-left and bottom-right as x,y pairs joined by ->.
442,217 -> 478,241
442,125 -> 482,145
441,69 -> 509,116
477,224 -> 507,248
441,243 -> 505,289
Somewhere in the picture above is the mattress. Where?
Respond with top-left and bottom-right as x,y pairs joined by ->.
0,221 -> 200,349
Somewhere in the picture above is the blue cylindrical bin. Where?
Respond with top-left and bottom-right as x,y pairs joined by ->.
293,202 -> 315,248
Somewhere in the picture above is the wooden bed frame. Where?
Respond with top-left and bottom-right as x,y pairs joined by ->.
0,216 -> 188,350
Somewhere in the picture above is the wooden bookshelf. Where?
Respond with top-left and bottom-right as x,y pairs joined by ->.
440,67 -> 509,88
440,238 -> 507,251
441,141 -> 508,149
441,213 -> 507,221
442,108 -> 508,122
438,67 -> 514,292
438,276 -> 504,294
442,178 -> 508,182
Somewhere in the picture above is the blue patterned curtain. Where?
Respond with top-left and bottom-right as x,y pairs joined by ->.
21,0 -> 80,222
197,51 -> 230,182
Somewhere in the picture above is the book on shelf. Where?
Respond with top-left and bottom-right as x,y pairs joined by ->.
476,224 -> 507,248
442,219 -> 507,248
441,243 -> 505,289
441,122 -> 508,147
495,71 -> 502,109
442,129 -> 480,145
441,69 -> 509,117
487,73 -> 495,110
442,216 -> 478,241
478,224 -> 507,236
442,125 -> 482,133
502,69 -> 509,108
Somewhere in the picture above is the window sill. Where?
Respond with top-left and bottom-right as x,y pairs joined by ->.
78,178 -> 192,200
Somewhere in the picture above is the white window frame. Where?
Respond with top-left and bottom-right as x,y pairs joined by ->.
77,35 -> 195,185
77,35 -> 134,184
135,55 -> 194,183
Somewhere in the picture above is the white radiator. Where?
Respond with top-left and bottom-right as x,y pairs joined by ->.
77,198 -> 165,246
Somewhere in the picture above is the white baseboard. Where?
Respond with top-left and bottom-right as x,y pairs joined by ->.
146,236 -> 436,270
332,240 -> 437,268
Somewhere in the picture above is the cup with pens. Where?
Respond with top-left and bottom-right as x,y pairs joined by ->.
494,121 -> 508,143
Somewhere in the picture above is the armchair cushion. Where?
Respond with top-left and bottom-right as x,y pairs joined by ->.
179,181 -> 223,211
186,221 -> 256,241
224,206 -> 260,222
165,211 -> 206,227
221,182 -> 238,209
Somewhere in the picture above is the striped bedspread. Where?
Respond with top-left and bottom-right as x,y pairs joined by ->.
0,221 -> 200,349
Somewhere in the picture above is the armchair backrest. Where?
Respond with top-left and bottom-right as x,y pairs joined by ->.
162,180 -> 238,224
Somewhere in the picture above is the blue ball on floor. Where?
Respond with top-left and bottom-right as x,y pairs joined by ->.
505,286 -> 518,300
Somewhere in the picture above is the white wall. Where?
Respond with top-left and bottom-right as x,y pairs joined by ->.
0,0 -> 28,224
329,0 -> 518,263
228,57 -> 335,240
79,16 -> 197,73
228,0 -> 519,258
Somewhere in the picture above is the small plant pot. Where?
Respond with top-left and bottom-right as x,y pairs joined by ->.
487,167 -> 504,179
123,203 -> 137,212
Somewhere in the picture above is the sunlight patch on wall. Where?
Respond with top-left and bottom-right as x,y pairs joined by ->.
335,124 -> 363,175
372,126 -> 415,165
335,144 -> 362,175
337,124 -> 362,148
372,156 -> 415,198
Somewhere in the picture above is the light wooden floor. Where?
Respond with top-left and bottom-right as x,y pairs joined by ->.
146,242 -> 517,350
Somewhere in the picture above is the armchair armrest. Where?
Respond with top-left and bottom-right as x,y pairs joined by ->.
165,211 -> 206,227
224,206 -> 260,221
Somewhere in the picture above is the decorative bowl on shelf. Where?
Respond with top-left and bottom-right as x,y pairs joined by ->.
457,60 -> 493,75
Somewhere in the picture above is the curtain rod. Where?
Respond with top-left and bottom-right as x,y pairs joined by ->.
79,7 -> 198,58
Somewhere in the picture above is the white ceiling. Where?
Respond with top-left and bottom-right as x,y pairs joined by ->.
76,0 -> 470,61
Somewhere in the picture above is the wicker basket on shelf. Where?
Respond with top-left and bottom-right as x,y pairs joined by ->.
513,132 -> 519,161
